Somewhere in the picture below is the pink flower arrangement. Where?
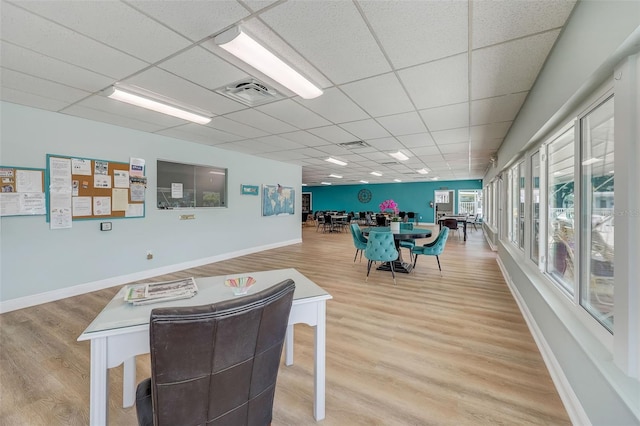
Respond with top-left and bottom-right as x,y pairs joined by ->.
379,199 -> 399,215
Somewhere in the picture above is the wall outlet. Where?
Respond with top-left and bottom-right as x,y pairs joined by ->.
146,251 -> 153,260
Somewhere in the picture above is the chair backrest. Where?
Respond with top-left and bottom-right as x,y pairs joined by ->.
364,231 -> 398,262
399,222 -> 413,230
442,218 -> 459,230
350,223 -> 368,248
423,227 -> 449,255
359,212 -> 366,219
375,215 -> 387,226
146,280 -> 295,426
407,212 -> 415,219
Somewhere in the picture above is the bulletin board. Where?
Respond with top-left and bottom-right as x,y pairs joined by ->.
0,166 -> 46,217
46,154 -> 146,224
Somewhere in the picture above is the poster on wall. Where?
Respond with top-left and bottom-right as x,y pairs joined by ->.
262,184 -> 295,216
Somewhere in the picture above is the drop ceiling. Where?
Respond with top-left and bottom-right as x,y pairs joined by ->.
0,0 -> 576,186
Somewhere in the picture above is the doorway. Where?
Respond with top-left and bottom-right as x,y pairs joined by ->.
434,190 -> 454,218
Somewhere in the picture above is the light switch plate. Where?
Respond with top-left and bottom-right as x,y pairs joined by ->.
100,222 -> 112,231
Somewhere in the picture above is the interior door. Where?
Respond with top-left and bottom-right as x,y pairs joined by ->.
434,190 -> 455,218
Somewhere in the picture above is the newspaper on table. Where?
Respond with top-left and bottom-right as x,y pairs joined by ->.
124,277 -> 198,306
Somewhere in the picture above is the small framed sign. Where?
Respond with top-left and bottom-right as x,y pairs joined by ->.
241,184 -> 259,196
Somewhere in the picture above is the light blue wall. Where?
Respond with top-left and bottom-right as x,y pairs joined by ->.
0,102 -> 301,304
305,180 -> 482,222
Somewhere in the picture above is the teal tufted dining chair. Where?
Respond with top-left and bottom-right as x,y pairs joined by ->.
398,222 -> 416,255
350,223 -> 368,262
410,227 -> 449,276
364,230 -> 399,285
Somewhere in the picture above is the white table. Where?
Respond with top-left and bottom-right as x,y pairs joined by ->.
78,268 -> 332,425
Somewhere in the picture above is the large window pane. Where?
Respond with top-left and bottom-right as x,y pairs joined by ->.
580,96 -> 614,332
546,128 -> 575,296
518,162 -> 525,249
531,152 -> 540,264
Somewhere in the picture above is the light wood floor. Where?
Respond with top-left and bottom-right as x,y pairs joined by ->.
0,224 -> 570,425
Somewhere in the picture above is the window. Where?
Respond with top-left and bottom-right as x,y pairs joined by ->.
546,128 -> 575,296
157,160 -> 228,209
508,162 -> 524,248
518,162 -> 526,250
580,96 -> 614,332
458,190 -> 482,216
531,152 -> 541,264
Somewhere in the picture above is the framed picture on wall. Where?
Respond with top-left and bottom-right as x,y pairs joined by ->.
262,184 -> 295,216
241,184 -> 259,196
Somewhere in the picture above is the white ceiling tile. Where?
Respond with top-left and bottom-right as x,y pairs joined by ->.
409,145 -> 442,156
62,104 -> 168,133
360,0 -> 468,68
307,125 -> 359,144
432,127 -> 469,145
1,41 -> 114,92
279,131 -> 329,147
17,1 -> 191,63
297,87 -> 368,124
260,1 -> 390,84
397,133 -> 435,148
470,122 -> 512,142
420,102 -> 469,132
1,3 -> 147,79
157,123 -> 242,146
1,68 -> 90,103
471,93 -> 527,126
158,46 -> 248,91
339,119 -> 391,140
398,54 -> 468,110
122,67 -> 245,115
472,0 -> 576,49
471,31 -> 560,100
224,108 -> 297,134
208,116 -> 268,139
128,0 -> 249,42
0,87 -> 69,112
256,99 -> 331,129
365,137 -> 404,152
377,112 -> 427,136
439,142 -> 470,154
341,73 -> 414,117
252,135 -> 306,150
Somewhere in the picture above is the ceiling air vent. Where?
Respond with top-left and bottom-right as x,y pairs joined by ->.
338,141 -> 370,149
214,78 -> 283,107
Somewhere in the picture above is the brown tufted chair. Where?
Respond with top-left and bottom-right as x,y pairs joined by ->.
135,279 -> 295,426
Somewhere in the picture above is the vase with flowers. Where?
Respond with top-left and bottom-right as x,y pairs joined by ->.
379,199 -> 400,232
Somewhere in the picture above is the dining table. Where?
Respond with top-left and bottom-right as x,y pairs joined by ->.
438,216 -> 469,241
361,226 -> 432,273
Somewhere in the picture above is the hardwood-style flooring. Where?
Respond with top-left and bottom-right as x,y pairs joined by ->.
0,224 -> 570,425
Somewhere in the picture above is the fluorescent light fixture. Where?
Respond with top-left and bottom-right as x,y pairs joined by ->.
416,168 -> 430,175
326,157 -> 347,166
370,171 -> 382,177
329,174 -> 343,178
389,151 -> 409,161
321,182 -> 332,185
359,180 -> 369,184
431,177 -> 439,181
106,87 -> 211,125
302,183 -> 307,186
394,179 -> 402,182
581,157 -> 603,166
209,171 -> 225,175
215,27 -> 323,100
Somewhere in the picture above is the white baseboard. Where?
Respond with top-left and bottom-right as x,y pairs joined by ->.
0,238 -> 301,314
495,257 -> 591,426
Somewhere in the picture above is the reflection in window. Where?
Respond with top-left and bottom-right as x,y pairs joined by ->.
580,96 -> 614,332
546,128 -> 575,296
531,152 -> 540,264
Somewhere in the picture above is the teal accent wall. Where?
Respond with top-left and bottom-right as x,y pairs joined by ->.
305,180 -> 482,223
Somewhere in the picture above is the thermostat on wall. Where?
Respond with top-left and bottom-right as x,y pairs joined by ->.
100,222 -> 112,231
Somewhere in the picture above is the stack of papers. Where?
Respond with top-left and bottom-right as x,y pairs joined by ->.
124,277 -> 198,306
